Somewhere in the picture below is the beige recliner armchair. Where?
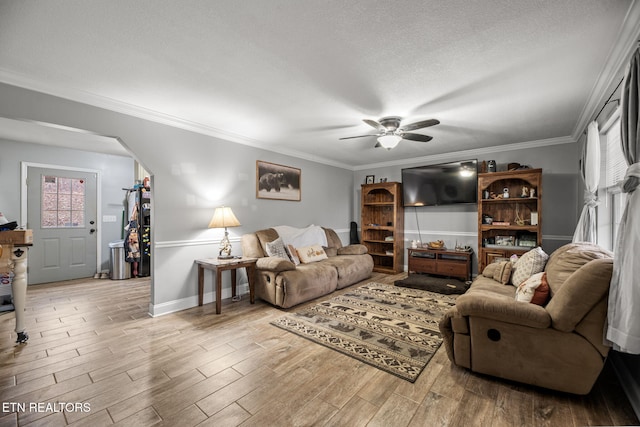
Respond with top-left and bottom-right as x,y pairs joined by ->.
439,243 -> 614,394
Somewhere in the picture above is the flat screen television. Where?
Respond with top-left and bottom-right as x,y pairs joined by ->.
402,159 -> 478,206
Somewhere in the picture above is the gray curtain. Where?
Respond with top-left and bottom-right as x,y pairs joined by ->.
606,48 -> 640,354
572,121 -> 600,243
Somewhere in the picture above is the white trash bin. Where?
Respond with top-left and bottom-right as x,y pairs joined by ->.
109,240 -> 131,280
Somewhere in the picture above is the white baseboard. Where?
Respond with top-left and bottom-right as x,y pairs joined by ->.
149,282 -> 249,317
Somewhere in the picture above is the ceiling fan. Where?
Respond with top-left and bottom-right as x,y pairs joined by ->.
339,116 -> 440,149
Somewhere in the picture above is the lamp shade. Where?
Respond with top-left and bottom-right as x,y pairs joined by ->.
377,134 -> 402,149
208,206 -> 241,229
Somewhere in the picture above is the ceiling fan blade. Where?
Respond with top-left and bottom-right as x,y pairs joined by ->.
400,119 -> 440,132
402,133 -> 433,142
363,119 -> 386,132
339,134 -> 376,140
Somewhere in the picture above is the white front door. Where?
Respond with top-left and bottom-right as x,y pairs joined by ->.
27,167 -> 98,284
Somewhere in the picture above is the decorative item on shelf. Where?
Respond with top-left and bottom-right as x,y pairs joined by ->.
503,187 -> 510,198
384,236 -> 394,241
508,162 -> 521,171
517,235 -> 537,247
365,175 -> 375,184
411,240 -> 418,249
529,187 -> 536,198
380,177 -> 388,183
208,206 -> 241,259
495,235 -> 515,246
426,240 -> 445,249
515,203 -> 528,226
531,211 -> 539,226
487,160 -> 497,172
482,214 -> 493,225
455,241 -> 472,252
520,186 -> 529,197
483,189 -> 490,199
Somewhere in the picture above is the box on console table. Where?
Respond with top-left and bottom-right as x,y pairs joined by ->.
0,230 -> 33,245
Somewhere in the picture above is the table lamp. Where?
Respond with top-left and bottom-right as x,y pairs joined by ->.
208,206 -> 241,259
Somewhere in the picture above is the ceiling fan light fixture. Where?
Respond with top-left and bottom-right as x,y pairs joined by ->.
377,134 -> 402,149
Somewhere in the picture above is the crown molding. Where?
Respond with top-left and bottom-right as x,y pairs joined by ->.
572,0 -> 640,139
0,68 -> 577,173
0,69 -> 354,171
352,135 -> 575,171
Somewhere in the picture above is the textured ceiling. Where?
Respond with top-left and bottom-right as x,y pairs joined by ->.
0,0 -> 638,168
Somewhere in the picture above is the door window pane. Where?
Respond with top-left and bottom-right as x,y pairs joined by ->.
41,175 -> 86,228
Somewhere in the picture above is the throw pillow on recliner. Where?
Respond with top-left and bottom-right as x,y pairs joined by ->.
265,237 -> 289,260
515,272 -> 550,305
511,247 -> 549,287
297,245 -> 328,263
481,260 -> 512,285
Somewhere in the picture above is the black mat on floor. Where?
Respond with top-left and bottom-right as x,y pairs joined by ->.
394,274 -> 471,295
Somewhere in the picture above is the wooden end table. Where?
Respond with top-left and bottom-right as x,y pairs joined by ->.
194,257 -> 257,314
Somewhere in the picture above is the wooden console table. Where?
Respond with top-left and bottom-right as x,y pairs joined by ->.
194,257 -> 257,314
408,247 -> 472,281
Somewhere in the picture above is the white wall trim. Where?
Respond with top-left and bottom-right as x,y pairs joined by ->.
0,69 -> 353,171
0,70 -> 580,173
154,228 -> 350,250
149,282 -> 249,317
571,0 -> 640,140
353,136 -> 576,171
154,236 -> 239,249
404,229 -> 476,238
20,161 -> 103,275
403,229 -> 573,242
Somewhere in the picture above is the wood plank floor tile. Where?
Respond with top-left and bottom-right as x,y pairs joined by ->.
367,392 -> 419,427
323,395 -> 378,427
0,274 -> 636,426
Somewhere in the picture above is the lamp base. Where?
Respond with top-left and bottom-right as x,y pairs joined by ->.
217,255 -> 235,260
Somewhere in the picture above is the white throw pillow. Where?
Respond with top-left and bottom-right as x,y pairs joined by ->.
511,247 -> 549,287
296,245 -> 328,264
515,272 -> 550,305
265,237 -> 289,260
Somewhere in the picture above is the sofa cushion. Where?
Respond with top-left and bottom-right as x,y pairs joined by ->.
545,258 -> 613,332
323,246 -> 338,257
274,262 -> 339,308
255,228 -> 279,255
511,247 -> 549,287
481,260 -> 512,285
256,257 -> 296,272
323,227 -> 344,249
265,237 -> 289,260
544,242 -> 613,296
297,245 -> 328,263
515,272 -> 550,305
323,253 -> 374,289
337,244 -> 368,256
285,244 -> 300,265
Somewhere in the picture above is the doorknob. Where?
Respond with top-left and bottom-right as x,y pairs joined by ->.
90,229 -> 96,234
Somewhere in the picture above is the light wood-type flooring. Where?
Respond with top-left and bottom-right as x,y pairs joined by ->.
0,273 -> 638,426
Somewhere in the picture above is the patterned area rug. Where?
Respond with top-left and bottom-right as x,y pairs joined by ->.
270,282 -> 457,382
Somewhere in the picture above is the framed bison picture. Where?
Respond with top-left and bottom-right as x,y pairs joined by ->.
256,160 -> 301,201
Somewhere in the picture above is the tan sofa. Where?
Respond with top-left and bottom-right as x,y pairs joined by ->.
439,242 -> 614,394
241,227 -> 374,308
